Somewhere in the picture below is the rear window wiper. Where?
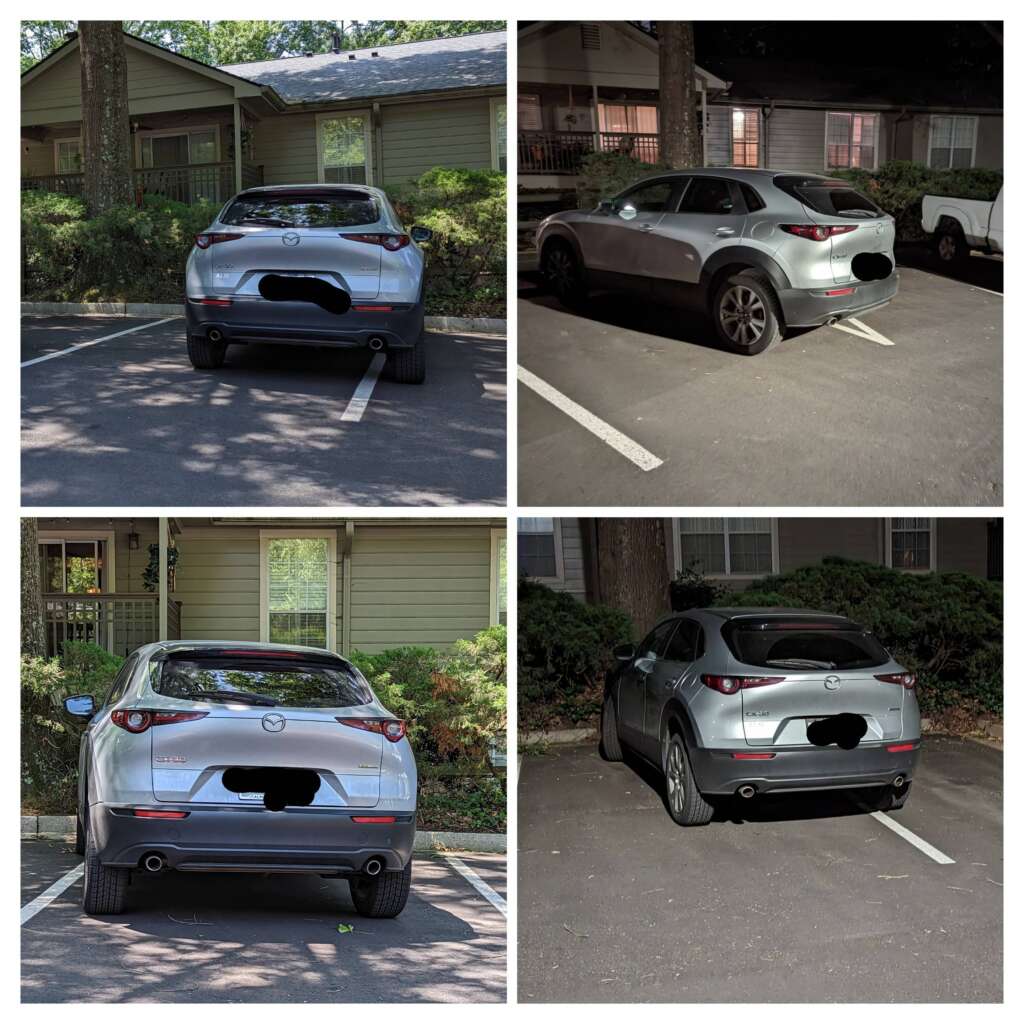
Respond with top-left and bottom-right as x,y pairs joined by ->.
764,658 -> 836,669
191,690 -> 279,707
238,216 -> 294,227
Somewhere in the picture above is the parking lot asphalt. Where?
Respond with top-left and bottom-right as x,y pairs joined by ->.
21,844 -> 506,1003
518,736 -> 1001,1003
21,317 -> 506,506
517,263 -> 1001,506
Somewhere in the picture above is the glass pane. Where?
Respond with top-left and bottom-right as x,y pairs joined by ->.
952,147 -> 973,168
56,141 -> 80,173
495,102 -> 507,171
267,538 -> 329,625
930,146 -> 951,169
496,536 -> 508,624
680,517 -> 724,533
680,534 -> 726,575
149,134 -> 189,168
268,611 -> 328,648
729,532 -> 772,575
322,116 -> 367,184
931,117 -> 953,147
189,129 -> 216,164
40,543 -> 64,592
953,117 -> 975,147
64,542 -> 98,593
519,517 -> 554,534
518,535 -> 556,578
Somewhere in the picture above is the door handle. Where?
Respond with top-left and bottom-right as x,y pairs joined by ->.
714,227 -> 736,236
640,224 -> 654,232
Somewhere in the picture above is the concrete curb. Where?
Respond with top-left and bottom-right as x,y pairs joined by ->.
519,727 -> 596,746
20,301 -> 507,336
20,815 -> 505,854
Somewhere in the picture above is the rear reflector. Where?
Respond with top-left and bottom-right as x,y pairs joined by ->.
197,298 -> 232,307
336,717 -> 407,742
886,743 -> 916,753
133,809 -> 188,819
353,305 -> 394,312
732,752 -> 776,760
824,288 -> 855,297
875,672 -> 917,689
352,816 -> 397,823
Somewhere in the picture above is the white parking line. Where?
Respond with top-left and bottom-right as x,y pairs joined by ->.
339,352 -> 386,423
21,317 -> 180,368
970,285 -> 1004,298
868,810 -> 956,865
518,365 -> 663,472
442,854 -> 507,918
20,864 -> 84,925
829,317 -> 894,346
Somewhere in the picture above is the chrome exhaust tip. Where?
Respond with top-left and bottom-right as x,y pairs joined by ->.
208,328 -> 223,343
826,316 -> 840,326
364,857 -> 384,876
892,775 -> 905,789
737,784 -> 756,799
143,853 -> 165,873
367,336 -> 386,352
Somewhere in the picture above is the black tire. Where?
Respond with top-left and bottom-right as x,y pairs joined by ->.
542,240 -> 587,307
663,733 -> 714,826
350,861 -> 412,918
876,780 -> 912,811
712,269 -> 784,356
387,335 -> 426,384
74,811 -> 85,856
599,693 -> 623,762
82,825 -> 128,915
187,334 -> 227,369
933,219 -> 969,266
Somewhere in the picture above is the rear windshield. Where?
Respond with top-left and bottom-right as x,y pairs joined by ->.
722,621 -> 889,671
221,192 -> 380,228
773,175 -> 884,219
152,653 -> 373,709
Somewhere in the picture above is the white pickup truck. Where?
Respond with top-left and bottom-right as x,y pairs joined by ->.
922,187 -> 1003,265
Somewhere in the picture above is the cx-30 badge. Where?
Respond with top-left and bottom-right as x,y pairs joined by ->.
261,713 -> 286,733
824,675 -> 841,691
282,231 -> 300,246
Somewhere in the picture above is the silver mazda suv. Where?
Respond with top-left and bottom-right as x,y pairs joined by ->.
63,641 -> 417,916
600,608 -> 920,825
185,184 -> 432,383
537,168 -> 898,355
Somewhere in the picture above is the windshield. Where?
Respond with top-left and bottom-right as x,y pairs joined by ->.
221,192 -> 380,228
773,175 -> 884,219
152,653 -> 373,708
723,621 -> 889,671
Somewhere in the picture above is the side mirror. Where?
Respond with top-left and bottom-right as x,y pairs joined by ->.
410,225 -> 432,243
613,643 -> 637,662
63,694 -> 96,720
617,203 -> 638,222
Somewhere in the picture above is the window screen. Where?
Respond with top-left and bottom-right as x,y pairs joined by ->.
890,518 -> 932,570
266,537 -> 330,648
519,518 -> 557,578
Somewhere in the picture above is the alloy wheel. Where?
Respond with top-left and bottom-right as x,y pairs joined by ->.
938,234 -> 957,261
546,248 -> 575,295
666,741 -> 686,814
719,285 -> 767,346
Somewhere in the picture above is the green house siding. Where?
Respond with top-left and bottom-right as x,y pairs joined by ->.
115,523 -> 159,592
349,526 -> 492,653
252,112 -> 321,185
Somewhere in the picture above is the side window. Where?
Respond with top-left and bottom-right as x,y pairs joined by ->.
663,619 -> 700,663
103,654 -> 138,707
739,182 -> 766,212
621,180 -> 676,213
679,177 -> 734,214
639,620 -> 677,660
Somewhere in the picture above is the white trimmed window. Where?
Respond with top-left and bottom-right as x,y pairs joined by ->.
518,94 -> 542,131
490,529 -> 507,626
490,98 -> 507,172
886,518 -> 936,572
929,115 -> 977,169
317,113 -> 372,185
55,139 -> 81,174
826,112 -> 878,169
260,531 -> 337,650
518,517 -> 563,580
731,107 -> 760,167
675,518 -> 778,578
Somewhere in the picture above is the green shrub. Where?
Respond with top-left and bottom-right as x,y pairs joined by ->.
726,558 -> 1002,717
518,580 -> 634,729
21,642 -> 124,814
387,167 -> 506,318
670,564 -> 726,612
575,151 -> 671,210
831,161 -> 1003,242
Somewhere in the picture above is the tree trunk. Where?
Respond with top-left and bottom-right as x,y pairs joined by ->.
593,519 -> 670,637
21,519 -> 47,659
79,21 -> 133,216
658,22 -> 702,168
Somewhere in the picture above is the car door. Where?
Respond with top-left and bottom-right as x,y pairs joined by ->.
578,178 -> 684,285
641,618 -> 703,760
650,177 -> 749,286
617,620 -> 678,747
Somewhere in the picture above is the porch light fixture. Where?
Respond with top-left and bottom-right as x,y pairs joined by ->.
128,530 -> 139,551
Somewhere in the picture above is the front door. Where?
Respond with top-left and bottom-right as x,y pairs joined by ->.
618,620 -> 676,746
643,618 -> 702,761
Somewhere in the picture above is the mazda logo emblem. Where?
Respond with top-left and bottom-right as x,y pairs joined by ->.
824,675 -> 841,691
261,713 -> 286,733
282,232 -> 300,246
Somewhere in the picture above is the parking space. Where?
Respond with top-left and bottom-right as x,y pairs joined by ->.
518,265 -> 1001,506
518,736 -> 1001,1003
22,316 -> 506,506
21,845 -> 506,1003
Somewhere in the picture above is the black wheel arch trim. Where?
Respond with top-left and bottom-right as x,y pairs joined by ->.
538,225 -> 585,268
700,247 -> 792,299
659,699 -> 704,767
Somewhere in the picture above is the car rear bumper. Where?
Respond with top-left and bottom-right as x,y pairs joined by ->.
91,803 -> 416,874
185,296 -> 424,349
779,272 -> 899,328
689,740 -> 921,795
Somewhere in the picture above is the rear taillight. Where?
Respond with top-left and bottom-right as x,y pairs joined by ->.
195,233 -> 244,249
780,224 -> 858,241
341,233 -> 410,251
133,809 -> 189,819
702,674 -> 785,695
886,742 -> 917,753
111,710 -> 208,733
336,717 -> 407,742
875,673 -> 917,690
352,815 -> 397,823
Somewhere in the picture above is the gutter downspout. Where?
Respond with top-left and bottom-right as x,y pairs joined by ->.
372,102 -> 383,186
761,100 -> 775,169
233,98 -> 243,193
700,81 -> 707,164
341,521 -> 354,655
158,516 -> 168,641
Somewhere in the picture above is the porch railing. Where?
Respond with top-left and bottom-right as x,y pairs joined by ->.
21,161 -> 263,205
43,594 -> 182,658
518,131 -> 662,174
